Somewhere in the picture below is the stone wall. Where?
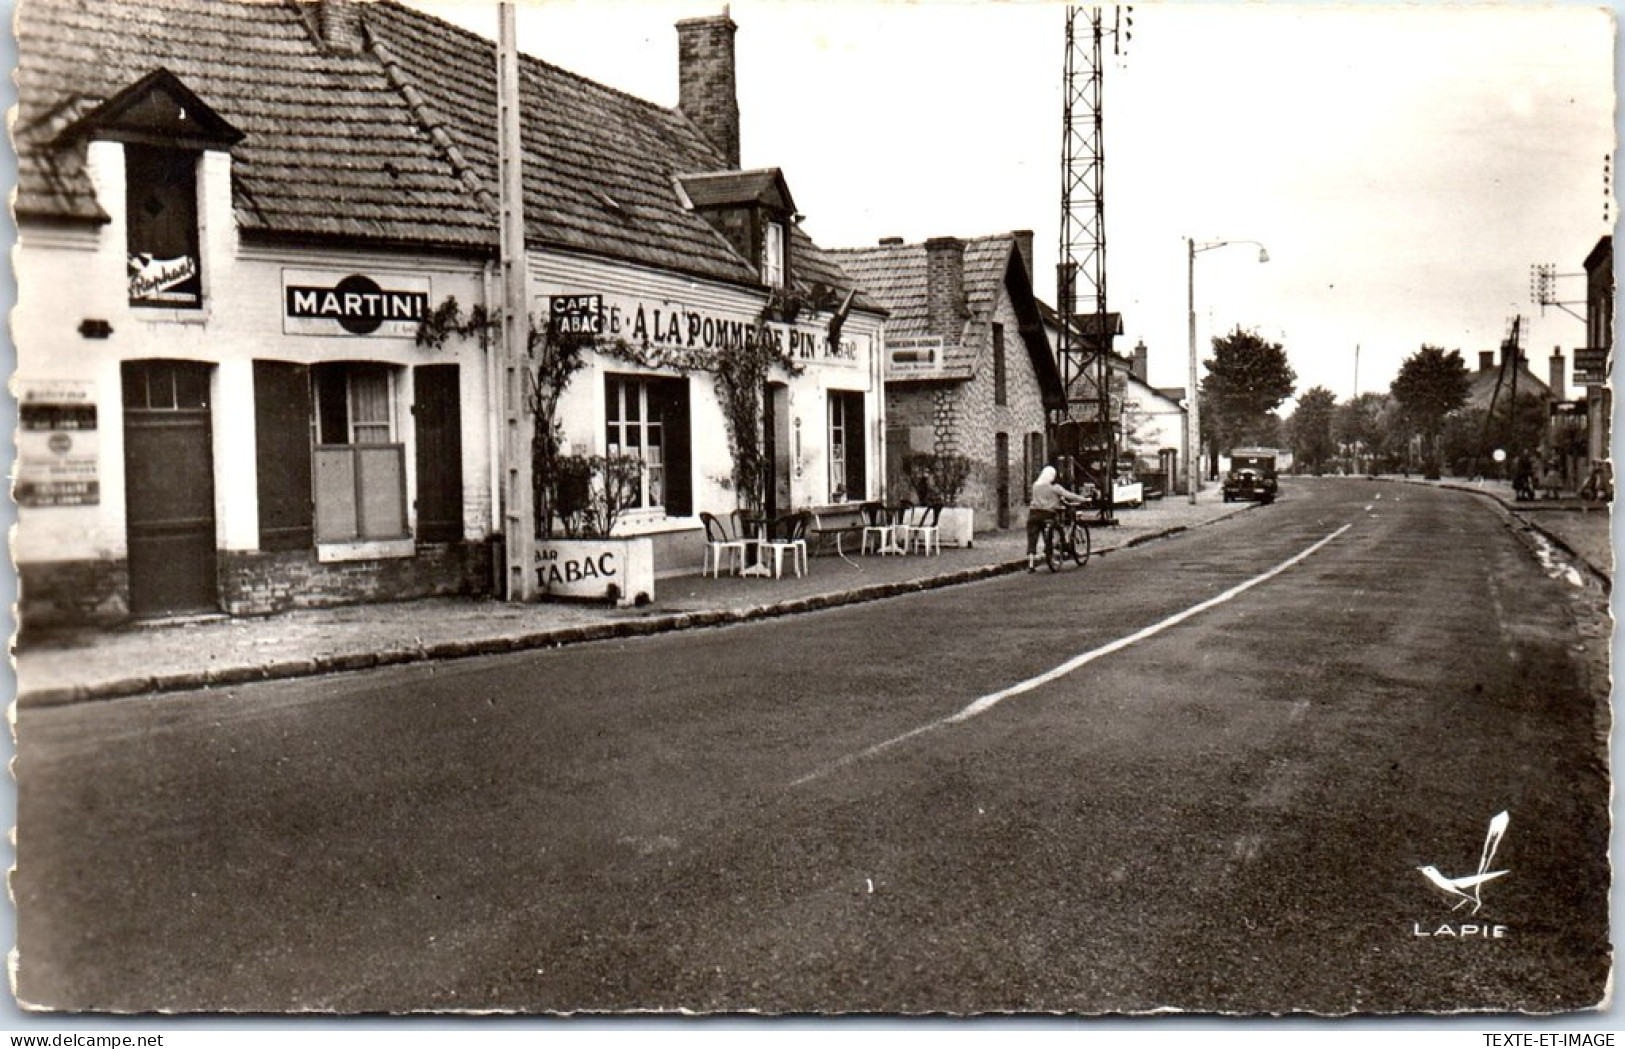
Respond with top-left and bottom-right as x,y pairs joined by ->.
17,541 -> 496,634
220,541 -> 494,616
18,559 -> 131,632
948,292 -> 1050,527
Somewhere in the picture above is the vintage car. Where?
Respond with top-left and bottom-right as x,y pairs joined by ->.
1112,475 -> 1145,509
1223,451 -> 1279,504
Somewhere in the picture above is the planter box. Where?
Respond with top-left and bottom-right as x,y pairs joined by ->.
535,537 -> 654,606
939,506 -> 975,548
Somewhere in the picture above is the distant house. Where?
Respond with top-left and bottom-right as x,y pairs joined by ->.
1466,344 -> 1557,412
831,232 -> 1065,529
1039,302 -> 1191,496
11,0 -> 882,627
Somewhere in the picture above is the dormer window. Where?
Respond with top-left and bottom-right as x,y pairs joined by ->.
675,169 -> 797,290
126,144 -> 202,309
762,219 -> 785,287
51,69 -> 243,312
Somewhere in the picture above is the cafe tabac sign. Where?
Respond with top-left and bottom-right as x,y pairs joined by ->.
547,292 -> 863,368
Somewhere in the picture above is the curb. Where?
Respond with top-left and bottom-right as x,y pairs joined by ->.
14,520 -> 1221,709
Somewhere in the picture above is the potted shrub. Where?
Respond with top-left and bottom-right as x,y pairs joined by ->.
901,452 -> 975,548
535,453 -> 654,607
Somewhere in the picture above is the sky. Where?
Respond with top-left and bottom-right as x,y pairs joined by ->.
392,2 -> 1610,411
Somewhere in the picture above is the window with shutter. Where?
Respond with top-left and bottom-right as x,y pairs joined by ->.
310,363 -> 407,542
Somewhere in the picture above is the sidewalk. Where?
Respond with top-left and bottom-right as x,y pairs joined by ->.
15,490 -> 1253,707
18,476 -> 1609,708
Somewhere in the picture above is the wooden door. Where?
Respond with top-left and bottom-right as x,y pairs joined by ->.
413,364 -> 463,542
996,431 -> 1011,529
122,360 -> 217,616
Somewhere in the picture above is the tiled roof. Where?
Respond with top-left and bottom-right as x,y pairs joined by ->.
679,169 -> 795,212
364,0 -> 758,280
15,0 -> 493,247
829,244 -> 932,339
830,233 -> 1023,369
15,0 -> 874,303
832,233 -> 1063,403
1468,362 -> 1552,409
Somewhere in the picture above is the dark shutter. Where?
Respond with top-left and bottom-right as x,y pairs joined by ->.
413,364 -> 464,543
253,360 -> 313,551
844,392 -> 866,501
656,377 -> 693,517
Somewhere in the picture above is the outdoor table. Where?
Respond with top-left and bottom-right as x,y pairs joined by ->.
875,505 -> 910,555
736,513 -> 774,578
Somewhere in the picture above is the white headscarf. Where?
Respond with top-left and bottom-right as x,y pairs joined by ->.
1035,465 -> 1057,486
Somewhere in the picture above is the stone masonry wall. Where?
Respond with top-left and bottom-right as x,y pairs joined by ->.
220,541 -> 493,616
18,559 -> 131,633
947,289 -> 1050,528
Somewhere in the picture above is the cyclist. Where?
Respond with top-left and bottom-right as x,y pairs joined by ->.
1027,464 -> 1092,572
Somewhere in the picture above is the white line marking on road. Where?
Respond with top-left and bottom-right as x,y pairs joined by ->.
791,524 -> 1354,787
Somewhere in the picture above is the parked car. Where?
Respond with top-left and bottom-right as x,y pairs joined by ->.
1112,476 -> 1145,509
1223,451 -> 1279,504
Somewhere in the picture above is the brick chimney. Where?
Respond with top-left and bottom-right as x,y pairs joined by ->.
1479,350 -> 1494,372
1549,347 -> 1565,398
925,237 -> 967,342
1132,339 -> 1149,383
677,11 -> 740,169
317,0 -> 365,53
1012,230 -> 1035,281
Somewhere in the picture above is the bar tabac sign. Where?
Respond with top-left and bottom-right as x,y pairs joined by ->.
283,269 -> 431,337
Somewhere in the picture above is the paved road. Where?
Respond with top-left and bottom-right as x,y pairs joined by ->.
15,479 -> 1610,1014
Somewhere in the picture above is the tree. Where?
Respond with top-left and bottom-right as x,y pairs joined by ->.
1445,393 -> 1549,478
1286,386 -> 1338,473
1390,345 -> 1470,479
1334,392 -> 1388,473
1200,327 -> 1297,475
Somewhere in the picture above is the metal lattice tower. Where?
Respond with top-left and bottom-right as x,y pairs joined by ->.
1057,7 -> 1105,410
1057,6 -> 1127,512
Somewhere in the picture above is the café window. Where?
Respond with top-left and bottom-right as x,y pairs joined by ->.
762,220 -> 785,287
605,375 -> 692,516
829,391 -> 866,502
125,145 -> 203,309
311,363 -> 407,543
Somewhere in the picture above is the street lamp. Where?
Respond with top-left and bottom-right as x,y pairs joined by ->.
1186,237 -> 1270,504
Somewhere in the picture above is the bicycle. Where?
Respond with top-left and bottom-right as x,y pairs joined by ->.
1041,504 -> 1091,571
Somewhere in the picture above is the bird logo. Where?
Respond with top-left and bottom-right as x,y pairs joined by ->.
1417,811 -> 1510,915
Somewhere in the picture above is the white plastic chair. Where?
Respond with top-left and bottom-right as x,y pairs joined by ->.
762,512 -> 810,578
701,512 -> 749,577
859,502 -> 897,555
901,504 -> 943,555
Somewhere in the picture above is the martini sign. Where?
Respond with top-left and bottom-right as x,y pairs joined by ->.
283,269 -> 431,337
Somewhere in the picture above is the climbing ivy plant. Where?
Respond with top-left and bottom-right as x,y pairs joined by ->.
417,297 -> 592,539
420,293 -> 812,532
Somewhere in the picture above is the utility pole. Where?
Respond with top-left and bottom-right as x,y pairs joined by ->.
497,3 -> 534,600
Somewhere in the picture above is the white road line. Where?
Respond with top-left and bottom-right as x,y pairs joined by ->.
791,524 -> 1354,787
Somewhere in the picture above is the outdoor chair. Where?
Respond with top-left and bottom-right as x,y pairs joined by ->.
762,511 -> 810,578
859,501 -> 898,555
700,511 -> 750,577
900,503 -> 943,555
